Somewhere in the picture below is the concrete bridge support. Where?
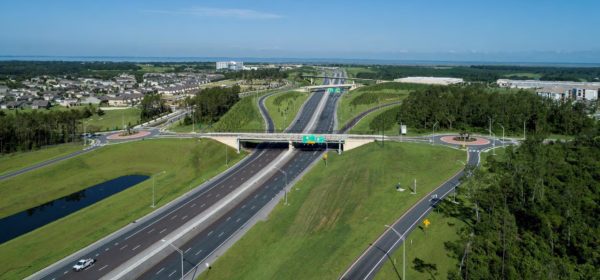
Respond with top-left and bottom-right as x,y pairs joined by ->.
343,138 -> 374,152
288,140 -> 295,151
207,136 -> 240,153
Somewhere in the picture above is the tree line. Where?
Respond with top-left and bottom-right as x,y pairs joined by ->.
140,93 -> 170,122
0,110 -> 85,154
395,85 -> 595,136
182,85 -> 241,126
443,132 -> 600,279
223,68 -> 288,80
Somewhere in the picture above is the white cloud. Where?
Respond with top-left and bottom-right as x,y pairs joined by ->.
144,7 -> 282,20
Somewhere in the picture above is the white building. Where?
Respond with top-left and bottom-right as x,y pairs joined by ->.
216,61 -> 244,71
536,86 -> 598,102
394,76 -> 464,85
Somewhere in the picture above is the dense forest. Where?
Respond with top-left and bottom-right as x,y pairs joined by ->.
0,109 -> 86,153
350,65 -> 600,82
223,68 -> 288,80
140,93 -> 170,122
0,61 -> 141,80
444,132 -> 600,279
183,85 -> 241,125
394,85 -> 595,135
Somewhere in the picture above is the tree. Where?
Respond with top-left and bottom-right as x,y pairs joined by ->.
413,257 -> 438,279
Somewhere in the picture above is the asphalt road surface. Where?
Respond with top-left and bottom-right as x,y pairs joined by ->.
137,72 -> 344,279
34,71 -> 343,280
340,135 -> 504,280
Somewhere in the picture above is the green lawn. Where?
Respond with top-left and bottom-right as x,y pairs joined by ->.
337,83 -> 412,129
85,107 -> 141,131
375,210 -> 464,280
198,142 -> 465,280
0,143 -> 82,176
264,91 -> 310,132
345,66 -> 375,78
349,105 -> 401,135
0,139 -> 246,280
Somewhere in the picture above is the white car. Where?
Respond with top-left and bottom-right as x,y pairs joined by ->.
72,258 -> 95,271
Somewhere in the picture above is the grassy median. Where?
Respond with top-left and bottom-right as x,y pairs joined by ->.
264,91 -> 310,132
0,143 -> 82,176
198,142 -> 464,280
0,138 -> 246,279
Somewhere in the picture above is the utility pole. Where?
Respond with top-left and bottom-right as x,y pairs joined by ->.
370,243 -> 402,280
412,178 -> 417,194
432,121 -> 438,145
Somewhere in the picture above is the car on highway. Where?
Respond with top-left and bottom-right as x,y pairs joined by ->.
72,258 -> 95,271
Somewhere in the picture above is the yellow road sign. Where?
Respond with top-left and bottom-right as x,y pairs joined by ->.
423,218 -> 431,228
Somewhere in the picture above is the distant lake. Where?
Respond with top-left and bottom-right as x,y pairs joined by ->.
0,175 -> 149,244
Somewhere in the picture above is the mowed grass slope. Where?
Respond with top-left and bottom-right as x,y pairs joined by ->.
0,143 -> 82,175
0,139 -> 245,279
198,142 -> 464,280
264,91 -> 310,132
349,104 -> 401,135
211,95 -> 264,132
337,82 -> 417,128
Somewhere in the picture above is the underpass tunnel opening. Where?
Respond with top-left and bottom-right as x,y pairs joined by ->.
238,141 -> 344,153
240,141 -> 289,150
292,142 -> 342,152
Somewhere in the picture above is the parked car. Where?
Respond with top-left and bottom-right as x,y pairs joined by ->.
72,258 -> 95,271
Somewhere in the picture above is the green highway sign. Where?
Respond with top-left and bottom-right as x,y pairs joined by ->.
302,134 -> 326,144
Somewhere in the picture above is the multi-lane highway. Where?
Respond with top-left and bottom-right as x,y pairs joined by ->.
32,70 -> 346,280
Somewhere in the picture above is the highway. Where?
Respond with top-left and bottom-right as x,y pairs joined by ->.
136,71 -> 345,279
340,135 -> 504,280
32,70 -> 344,280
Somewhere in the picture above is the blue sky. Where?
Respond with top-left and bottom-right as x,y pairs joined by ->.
1,0 -> 599,62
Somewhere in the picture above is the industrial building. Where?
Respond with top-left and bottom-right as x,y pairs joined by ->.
216,61 -> 244,71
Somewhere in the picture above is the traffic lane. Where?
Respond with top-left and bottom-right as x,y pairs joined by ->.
139,150 -> 322,279
42,146 -> 286,280
341,150 -> 478,279
287,90 -> 325,133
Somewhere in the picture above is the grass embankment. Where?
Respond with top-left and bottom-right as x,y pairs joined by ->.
345,66 -> 376,78
85,107 -> 141,131
0,143 -> 82,175
376,147 -> 509,279
198,142 -> 464,280
349,105 -> 401,135
264,91 -> 309,132
337,82 -> 418,128
173,94 -> 265,133
0,139 -> 246,279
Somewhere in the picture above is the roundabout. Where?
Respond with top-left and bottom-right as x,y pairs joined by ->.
439,135 -> 490,146
106,130 -> 152,140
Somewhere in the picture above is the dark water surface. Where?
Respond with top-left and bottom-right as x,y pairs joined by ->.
0,175 -> 149,244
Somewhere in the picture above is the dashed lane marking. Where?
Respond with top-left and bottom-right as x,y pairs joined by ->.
200,203 -> 206,208
181,215 -> 188,220
120,245 -> 128,250
132,245 -> 141,251
207,231 -> 213,236
168,270 -> 176,277
147,228 -> 155,234
190,203 -> 196,208
195,249 -> 203,256
170,215 -> 177,220
236,218 -> 241,223
159,228 -> 167,234
226,216 -> 231,221
184,247 -> 191,254
156,268 -> 165,275
98,265 -> 108,271
218,232 -> 224,237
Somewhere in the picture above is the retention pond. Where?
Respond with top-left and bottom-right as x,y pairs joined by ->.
0,175 -> 149,244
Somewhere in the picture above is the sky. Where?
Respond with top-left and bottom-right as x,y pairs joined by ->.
1,0 -> 599,63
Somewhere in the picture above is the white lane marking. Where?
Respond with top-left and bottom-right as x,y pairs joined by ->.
190,203 -> 196,208
195,249 -> 203,256
206,193 -> 212,198
241,177 -> 245,181
120,148 -> 269,241
120,245 -> 128,250
254,194 -> 258,198
159,228 -> 167,234
251,205 -> 256,210
274,177 -> 278,181
156,267 -> 165,275
181,215 -> 188,220
200,203 -> 206,208
168,270 -> 176,277
63,271 -> 68,275
226,216 -> 231,221
215,193 -> 220,198
105,247 -> 109,251
147,228 -> 155,234
207,231 -> 213,236
98,265 -> 108,271
114,242 -> 119,246
229,185 -> 233,189
241,204 -> 246,209
132,245 -> 141,251
236,218 -> 241,223
218,232 -> 224,237
170,215 -> 178,220
184,247 -> 191,254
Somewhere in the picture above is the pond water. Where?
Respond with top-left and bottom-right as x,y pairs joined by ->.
0,175 -> 149,244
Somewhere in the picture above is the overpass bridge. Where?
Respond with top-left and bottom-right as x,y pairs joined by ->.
159,132 -> 426,153
303,84 -> 357,92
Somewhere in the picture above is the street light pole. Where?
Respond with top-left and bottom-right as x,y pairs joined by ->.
161,240 -> 184,280
498,124 -> 505,147
488,116 -> 492,138
385,225 -> 406,280
370,243 -> 402,280
152,171 -> 166,208
273,167 -> 288,205
432,121 -> 438,145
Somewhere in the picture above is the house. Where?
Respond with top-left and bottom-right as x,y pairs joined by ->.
80,96 -> 102,105
1,100 -> 26,109
59,98 -> 80,107
31,100 -> 51,110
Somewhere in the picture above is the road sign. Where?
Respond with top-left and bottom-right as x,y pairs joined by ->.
302,134 -> 325,144
401,125 -> 407,135
423,218 -> 431,228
